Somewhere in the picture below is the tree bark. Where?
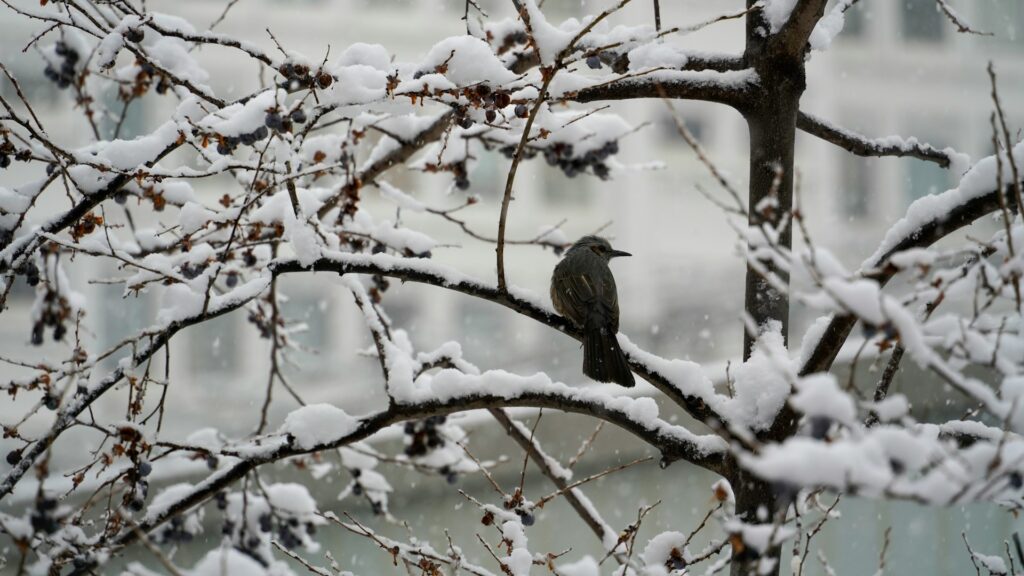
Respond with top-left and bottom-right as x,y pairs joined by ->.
731,3 -> 811,574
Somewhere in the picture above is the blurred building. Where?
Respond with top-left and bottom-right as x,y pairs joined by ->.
1,0 -> 1023,573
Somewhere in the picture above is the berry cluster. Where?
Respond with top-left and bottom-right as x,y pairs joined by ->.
452,160 -> 470,190
31,286 -> 72,346
215,126 -> 269,155
0,140 -> 23,169
403,415 -> 447,458
541,140 -> 618,180
45,42 -> 79,90
348,469 -> 386,515
452,85 -> 517,128
154,515 -> 195,544
262,106 -> 308,138
277,62 -> 333,91
179,261 -> 208,280
30,497 -> 61,534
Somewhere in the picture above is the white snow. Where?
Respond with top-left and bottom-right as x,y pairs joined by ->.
280,404 -> 358,450
761,0 -> 799,34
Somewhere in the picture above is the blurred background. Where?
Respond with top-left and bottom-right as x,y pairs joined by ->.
2,0 -> 1024,573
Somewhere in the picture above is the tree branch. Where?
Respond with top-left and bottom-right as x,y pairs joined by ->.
73,389 -> 726,570
568,69 -> 757,110
797,111 -> 958,169
271,254 -> 724,429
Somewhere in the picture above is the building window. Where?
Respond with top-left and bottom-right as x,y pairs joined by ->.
905,159 -> 952,204
978,0 -> 1024,44
189,314 -> 239,374
901,0 -> 945,42
840,1 -> 866,39
839,154 -> 872,218
658,112 -> 704,145
541,160 -> 592,205
281,292 -> 333,372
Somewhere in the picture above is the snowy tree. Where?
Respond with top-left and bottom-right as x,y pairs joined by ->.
0,0 -> 1022,575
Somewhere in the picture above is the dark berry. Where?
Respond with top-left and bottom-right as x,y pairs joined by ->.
586,56 -> 602,69
289,108 -> 307,124
258,513 -> 272,532
225,272 -> 239,287
138,461 -> 152,477
216,142 -> 232,155
6,449 -> 21,465
459,116 -> 474,129
809,416 -> 831,440
124,28 -> 144,43
455,177 -> 470,190
205,454 -> 218,469
128,496 -> 145,511
44,395 -> 59,410
494,92 -> 511,108
46,163 -> 58,176
316,72 -> 333,89
517,510 -> 535,526
265,112 -> 284,131
1010,471 -> 1023,489
0,154 -> 10,169
114,190 -> 128,205
31,323 -> 44,346
514,104 -> 528,118
485,109 -> 497,123
352,483 -> 363,496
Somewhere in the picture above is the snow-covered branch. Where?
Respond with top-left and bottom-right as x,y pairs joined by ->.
797,110 -> 967,170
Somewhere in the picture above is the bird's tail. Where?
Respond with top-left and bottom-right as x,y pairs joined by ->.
582,316 -> 635,387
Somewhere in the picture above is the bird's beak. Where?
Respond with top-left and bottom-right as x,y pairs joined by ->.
609,249 -> 632,258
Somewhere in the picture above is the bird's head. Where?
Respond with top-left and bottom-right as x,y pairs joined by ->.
570,235 -> 631,261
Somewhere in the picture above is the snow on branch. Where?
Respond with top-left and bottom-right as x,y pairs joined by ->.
270,252 -> 729,429
797,111 -> 968,170
569,68 -> 758,109
88,384 -> 726,558
799,141 -> 1024,379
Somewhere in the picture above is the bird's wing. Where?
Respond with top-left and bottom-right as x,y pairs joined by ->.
553,264 -> 619,328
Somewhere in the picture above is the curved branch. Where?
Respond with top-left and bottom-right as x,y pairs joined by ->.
798,179 -> 1020,379
568,69 -> 758,110
270,254 -> 723,429
75,389 -> 726,569
797,111 -> 958,169
0,278 -> 269,500
0,140 -> 181,267
773,0 -> 829,56
315,110 -> 454,220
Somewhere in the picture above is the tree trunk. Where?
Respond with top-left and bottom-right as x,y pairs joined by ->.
730,467 -> 787,576
733,4 -> 807,574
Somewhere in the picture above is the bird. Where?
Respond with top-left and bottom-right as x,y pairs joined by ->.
550,235 -> 635,387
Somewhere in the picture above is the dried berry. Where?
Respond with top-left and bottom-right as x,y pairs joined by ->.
124,28 -> 144,43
